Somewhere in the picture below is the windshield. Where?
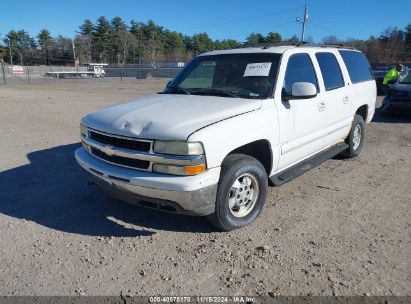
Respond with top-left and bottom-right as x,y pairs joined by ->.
163,53 -> 281,99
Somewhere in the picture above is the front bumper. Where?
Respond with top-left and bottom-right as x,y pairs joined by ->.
75,147 -> 220,216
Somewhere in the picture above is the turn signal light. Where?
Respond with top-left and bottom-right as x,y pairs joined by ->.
185,164 -> 206,175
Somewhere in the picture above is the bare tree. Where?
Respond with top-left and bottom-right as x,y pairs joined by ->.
74,34 -> 92,64
363,28 -> 405,65
321,35 -> 342,45
117,29 -> 135,65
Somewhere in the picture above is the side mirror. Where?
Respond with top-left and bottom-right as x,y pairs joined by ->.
283,82 -> 317,100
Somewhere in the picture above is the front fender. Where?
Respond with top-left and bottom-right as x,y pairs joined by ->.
188,100 -> 280,176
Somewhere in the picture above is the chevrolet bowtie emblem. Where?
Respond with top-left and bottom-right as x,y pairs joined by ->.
100,145 -> 115,156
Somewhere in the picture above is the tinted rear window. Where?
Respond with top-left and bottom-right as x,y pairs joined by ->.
315,53 -> 344,91
339,50 -> 374,84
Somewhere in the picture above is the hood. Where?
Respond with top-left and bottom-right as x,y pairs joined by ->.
82,94 -> 261,140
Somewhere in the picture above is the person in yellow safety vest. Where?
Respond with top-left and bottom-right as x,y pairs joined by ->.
383,63 -> 403,86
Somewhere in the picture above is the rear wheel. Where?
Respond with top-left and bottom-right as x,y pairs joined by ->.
206,154 -> 268,231
340,114 -> 365,158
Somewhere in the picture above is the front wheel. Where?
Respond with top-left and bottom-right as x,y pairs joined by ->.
206,154 -> 268,231
340,114 -> 365,158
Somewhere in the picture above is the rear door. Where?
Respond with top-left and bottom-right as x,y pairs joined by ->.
314,52 -> 352,146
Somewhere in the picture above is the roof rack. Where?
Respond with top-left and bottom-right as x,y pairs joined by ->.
313,43 -> 356,50
236,41 -> 303,49
236,41 -> 356,50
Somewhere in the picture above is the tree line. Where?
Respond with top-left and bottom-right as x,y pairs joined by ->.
321,25 -> 411,66
0,17 -> 410,66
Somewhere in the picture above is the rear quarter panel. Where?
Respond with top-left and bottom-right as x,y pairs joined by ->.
336,50 -> 377,123
351,80 -> 377,122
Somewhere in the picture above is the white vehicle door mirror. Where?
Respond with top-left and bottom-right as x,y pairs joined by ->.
284,82 -> 317,100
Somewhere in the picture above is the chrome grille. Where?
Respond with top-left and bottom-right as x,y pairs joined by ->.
89,131 -> 151,152
91,147 -> 150,170
86,129 -> 152,170
82,127 -> 205,172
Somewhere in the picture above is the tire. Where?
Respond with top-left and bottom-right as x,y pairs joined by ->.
206,154 -> 268,231
340,114 -> 365,158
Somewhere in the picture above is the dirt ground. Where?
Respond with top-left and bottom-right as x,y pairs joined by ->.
0,79 -> 410,297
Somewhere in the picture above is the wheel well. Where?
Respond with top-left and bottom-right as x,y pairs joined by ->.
356,105 -> 368,121
228,140 -> 272,175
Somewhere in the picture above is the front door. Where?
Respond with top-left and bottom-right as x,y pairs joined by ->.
275,53 -> 327,171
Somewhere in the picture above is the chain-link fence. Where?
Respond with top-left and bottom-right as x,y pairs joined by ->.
107,67 -> 182,80
0,63 -> 183,85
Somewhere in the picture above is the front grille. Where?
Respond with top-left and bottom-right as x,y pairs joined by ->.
90,131 -> 151,152
91,147 -> 150,170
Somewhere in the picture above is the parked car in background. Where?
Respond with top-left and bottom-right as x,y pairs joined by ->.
381,70 -> 411,113
374,65 -> 411,96
76,45 -> 376,230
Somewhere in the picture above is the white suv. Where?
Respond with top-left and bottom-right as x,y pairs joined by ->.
75,45 -> 376,230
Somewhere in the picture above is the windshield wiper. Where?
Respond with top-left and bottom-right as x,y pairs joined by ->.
166,84 -> 191,95
193,88 -> 239,98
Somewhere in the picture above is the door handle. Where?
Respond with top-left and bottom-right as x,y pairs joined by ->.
318,101 -> 326,111
343,96 -> 349,104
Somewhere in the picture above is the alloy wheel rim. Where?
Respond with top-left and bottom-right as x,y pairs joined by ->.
228,173 -> 259,218
353,124 -> 362,150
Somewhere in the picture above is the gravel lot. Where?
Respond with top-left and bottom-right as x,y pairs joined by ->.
0,79 -> 410,297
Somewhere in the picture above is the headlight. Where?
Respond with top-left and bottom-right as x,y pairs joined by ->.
152,163 -> 206,176
153,141 -> 204,155
80,123 -> 88,137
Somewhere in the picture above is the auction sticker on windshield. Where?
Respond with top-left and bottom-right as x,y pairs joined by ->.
243,62 -> 272,77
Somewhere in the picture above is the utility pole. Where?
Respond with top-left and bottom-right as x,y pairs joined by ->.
72,42 -> 79,78
72,42 -> 76,66
296,5 -> 308,43
4,35 -> 13,65
1,59 -> 7,84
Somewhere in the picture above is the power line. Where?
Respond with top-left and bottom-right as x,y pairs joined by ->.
228,21 -> 296,40
177,6 -> 304,32
310,22 -> 348,39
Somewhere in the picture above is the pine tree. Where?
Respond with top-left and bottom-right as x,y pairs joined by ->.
93,16 -> 114,62
80,20 -> 94,35
266,32 -> 282,43
37,29 -> 53,64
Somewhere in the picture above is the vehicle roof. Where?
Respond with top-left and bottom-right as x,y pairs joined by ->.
199,45 -> 359,57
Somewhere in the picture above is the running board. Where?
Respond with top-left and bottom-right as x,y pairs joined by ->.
270,143 -> 349,186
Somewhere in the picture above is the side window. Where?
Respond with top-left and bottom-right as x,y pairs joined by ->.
283,53 -> 319,95
338,50 -> 374,84
315,52 -> 344,91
